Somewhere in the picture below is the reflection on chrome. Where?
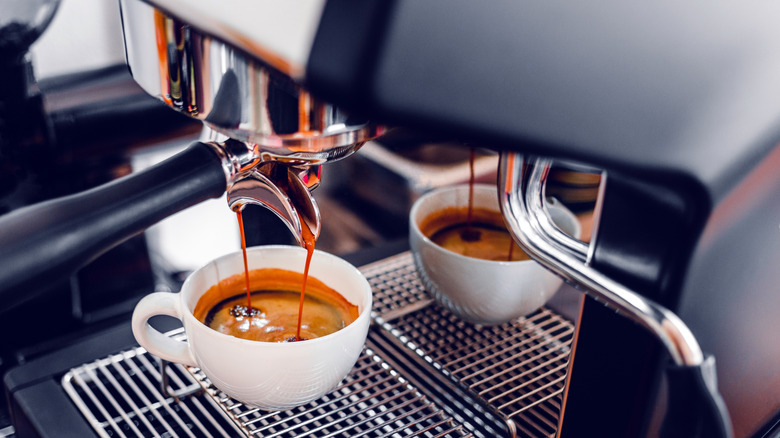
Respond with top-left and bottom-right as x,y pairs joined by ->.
498,152 -> 704,367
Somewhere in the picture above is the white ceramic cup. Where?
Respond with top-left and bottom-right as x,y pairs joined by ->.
132,245 -> 372,410
410,184 -> 581,325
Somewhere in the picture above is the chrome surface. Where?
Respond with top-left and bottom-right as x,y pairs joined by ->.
61,331 -> 243,438
119,0 -> 379,163
349,142 -> 499,219
227,163 -> 322,242
143,0 -> 324,79
190,346 -> 473,437
202,137 -> 321,243
201,139 -> 260,185
498,152 -> 704,367
527,161 -> 589,262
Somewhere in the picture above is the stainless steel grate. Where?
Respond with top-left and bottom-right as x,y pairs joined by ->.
190,348 -> 473,437
361,252 -> 433,318
365,252 -> 574,438
62,330 -> 243,438
63,328 -> 472,437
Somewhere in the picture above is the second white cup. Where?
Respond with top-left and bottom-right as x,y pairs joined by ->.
410,184 -> 580,325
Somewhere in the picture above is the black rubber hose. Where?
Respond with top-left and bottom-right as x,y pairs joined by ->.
660,355 -> 733,438
0,141 -> 227,309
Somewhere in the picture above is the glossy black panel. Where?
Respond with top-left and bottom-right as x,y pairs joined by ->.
309,0 -> 780,204
678,145 -> 780,438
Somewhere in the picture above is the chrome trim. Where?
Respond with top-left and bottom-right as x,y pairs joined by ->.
119,0 -> 380,162
201,139 -> 259,185
499,153 -> 704,367
585,170 -> 608,265
201,138 -> 321,243
226,163 -> 322,242
525,159 -> 589,262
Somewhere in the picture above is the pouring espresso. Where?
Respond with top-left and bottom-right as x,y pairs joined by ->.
226,162 -> 324,341
0,2 -> 381,309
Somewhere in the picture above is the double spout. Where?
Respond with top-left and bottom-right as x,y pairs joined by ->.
209,138 -> 323,245
228,164 -> 321,245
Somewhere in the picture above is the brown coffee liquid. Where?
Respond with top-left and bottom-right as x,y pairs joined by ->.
463,147 -> 480,242
421,206 -> 530,262
296,211 -> 316,342
236,210 -> 253,310
231,208 -> 318,341
194,268 -> 358,343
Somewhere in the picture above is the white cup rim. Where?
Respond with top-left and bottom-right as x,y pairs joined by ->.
411,184 -> 579,265
180,244 -> 372,348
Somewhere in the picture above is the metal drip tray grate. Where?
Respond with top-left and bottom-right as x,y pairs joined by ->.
63,329 -> 472,437
62,332 -> 242,437
363,252 -> 575,437
191,351 -> 472,437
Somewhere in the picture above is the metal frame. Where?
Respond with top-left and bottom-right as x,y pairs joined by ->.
498,153 -> 704,367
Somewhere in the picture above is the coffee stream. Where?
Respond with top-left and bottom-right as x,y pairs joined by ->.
413,146 -> 527,261
232,209 -> 316,342
460,148 -> 515,261
462,148 -> 481,243
236,210 -> 255,313
296,212 -> 316,342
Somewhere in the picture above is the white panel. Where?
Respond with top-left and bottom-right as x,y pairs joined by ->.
30,0 -> 126,78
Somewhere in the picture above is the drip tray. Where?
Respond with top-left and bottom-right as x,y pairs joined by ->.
63,334 -> 472,438
61,251 -> 573,438
62,332 -> 243,437
362,252 -> 574,437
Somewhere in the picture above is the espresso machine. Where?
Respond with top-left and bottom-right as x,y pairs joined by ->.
4,1 -> 780,437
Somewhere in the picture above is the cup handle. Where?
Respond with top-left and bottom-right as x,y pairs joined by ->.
131,292 -> 198,367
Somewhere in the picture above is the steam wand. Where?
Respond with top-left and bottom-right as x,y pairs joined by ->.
498,153 -> 732,438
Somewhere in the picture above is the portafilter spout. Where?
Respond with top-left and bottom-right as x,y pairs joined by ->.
227,162 -> 322,245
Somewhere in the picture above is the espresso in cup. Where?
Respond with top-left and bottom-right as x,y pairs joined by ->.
132,245 -> 372,409
410,184 -> 580,324
194,268 -> 358,343
420,206 -> 531,262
